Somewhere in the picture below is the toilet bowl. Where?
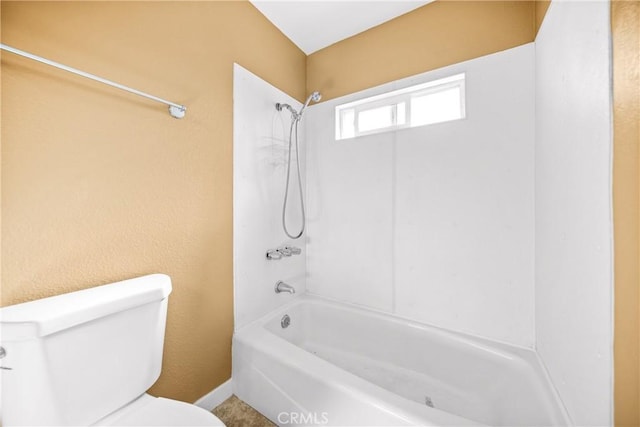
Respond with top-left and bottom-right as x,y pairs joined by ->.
94,394 -> 224,426
0,274 -> 226,427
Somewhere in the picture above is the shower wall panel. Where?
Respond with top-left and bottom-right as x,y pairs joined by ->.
535,1 -> 613,424
233,64 -> 307,330
305,44 -> 535,348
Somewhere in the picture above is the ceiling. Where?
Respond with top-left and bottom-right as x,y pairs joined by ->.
250,1 -> 433,55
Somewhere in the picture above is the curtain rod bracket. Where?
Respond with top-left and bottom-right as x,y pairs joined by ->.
169,105 -> 186,119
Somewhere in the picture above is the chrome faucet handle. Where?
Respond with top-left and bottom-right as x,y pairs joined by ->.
266,249 -> 283,260
276,247 -> 292,257
284,246 -> 302,255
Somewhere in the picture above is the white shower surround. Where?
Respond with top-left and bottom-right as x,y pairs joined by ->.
305,44 -> 536,348
535,1 -> 613,425
233,63 -> 307,330
232,2 -> 614,421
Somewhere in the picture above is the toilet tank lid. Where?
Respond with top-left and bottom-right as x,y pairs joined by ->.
0,274 -> 172,340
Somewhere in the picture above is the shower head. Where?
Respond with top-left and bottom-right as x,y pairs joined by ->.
276,91 -> 322,121
309,91 -> 322,103
304,91 -> 322,108
299,91 -> 322,116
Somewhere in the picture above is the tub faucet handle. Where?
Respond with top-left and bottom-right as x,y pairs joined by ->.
266,249 -> 283,260
276,247 -> 292,257
285,246 -> 302,255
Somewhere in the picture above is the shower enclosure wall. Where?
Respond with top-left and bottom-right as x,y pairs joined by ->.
232,1 -> 613,422
232,63 -> 306,330
305,44 -> 536,348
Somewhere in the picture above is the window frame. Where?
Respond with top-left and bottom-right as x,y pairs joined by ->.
335,73 -> 466,141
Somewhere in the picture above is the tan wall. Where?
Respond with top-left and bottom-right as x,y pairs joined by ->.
534,0 -> 551,35
3,0 -> 634,417
306,1 -> 537,102
0,0 -> 305,403
612,1 -> 640,425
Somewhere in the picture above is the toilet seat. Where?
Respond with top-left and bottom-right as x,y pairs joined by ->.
94,394 -> 225,426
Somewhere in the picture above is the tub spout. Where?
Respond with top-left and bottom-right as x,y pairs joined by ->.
275,281 -> 295,294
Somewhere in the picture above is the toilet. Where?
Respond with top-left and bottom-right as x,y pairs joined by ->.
0,274 -> 225,426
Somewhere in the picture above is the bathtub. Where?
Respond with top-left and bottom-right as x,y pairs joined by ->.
233,295 -> 570,426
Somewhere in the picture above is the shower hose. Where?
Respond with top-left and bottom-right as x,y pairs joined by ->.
282,117 -> 305,239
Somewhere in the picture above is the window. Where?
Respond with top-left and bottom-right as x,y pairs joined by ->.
335,73 -> 466,140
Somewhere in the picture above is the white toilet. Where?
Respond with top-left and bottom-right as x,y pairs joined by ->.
0,274 -> 225,426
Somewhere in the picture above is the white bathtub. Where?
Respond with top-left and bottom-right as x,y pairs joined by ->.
233,295 -> 569,426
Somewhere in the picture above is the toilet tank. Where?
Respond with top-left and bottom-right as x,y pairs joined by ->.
0,274 -> 172,426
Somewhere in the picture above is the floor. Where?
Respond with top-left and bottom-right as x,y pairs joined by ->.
213,395 -> 275,427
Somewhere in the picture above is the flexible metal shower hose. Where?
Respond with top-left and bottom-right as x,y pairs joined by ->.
282,117 -> 306,239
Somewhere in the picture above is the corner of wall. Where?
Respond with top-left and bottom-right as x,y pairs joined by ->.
534,1 -> 552,38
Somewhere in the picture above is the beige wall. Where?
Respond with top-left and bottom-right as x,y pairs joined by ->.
306,1 -> 538,102
613,1 -> 640,425
535,0 -> 551,35
4,0 -> 635,418
0,0 -> 305,403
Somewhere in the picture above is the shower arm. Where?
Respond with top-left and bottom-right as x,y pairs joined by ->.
275,103 -> 300,121
276,92 -> 321,122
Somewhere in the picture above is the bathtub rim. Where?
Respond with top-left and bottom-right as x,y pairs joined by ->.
234,293 -> 572,426
303,291 -> 572,425
233,304 -> 483,426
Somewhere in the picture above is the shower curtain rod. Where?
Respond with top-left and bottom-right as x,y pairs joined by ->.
0,43 -> 187,119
